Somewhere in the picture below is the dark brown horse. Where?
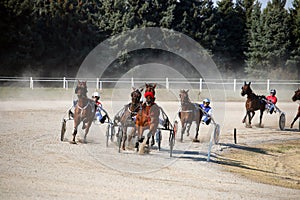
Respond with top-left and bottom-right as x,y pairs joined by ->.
179,89 -> 203,142
135,83 -> 160,151
71,81 -> 95,144
290,88 -> 300,128
115,87 -> 143,150
241,81 -> 266,127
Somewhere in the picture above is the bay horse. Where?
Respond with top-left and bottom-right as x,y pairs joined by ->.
290,88 -> 300,128
115,87 -> 143,150
71,81 -> 95,144
135,83 -> 160,152
241,81 -> 266,128
179,89 -> 203,142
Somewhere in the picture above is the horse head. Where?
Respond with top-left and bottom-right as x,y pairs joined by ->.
241,81 -> 252,96
144,83 -> 156,105
75,80 -> 88,97
292,88 -> 300,102
179,89 -> 190,105
131,87 -> 143,105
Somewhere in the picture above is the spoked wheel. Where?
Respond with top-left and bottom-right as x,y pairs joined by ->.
61,119 -> 66,141
156,130 -> 162,151
117,127 -> 123,153
213,124 -> 220,144
279,113 -> 286,131
169,130 -> 175,157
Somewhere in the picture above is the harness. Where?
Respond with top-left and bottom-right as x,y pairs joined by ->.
76,101 -> 93,120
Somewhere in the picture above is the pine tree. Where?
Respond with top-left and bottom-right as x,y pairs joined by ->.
260,0 -> 290,78
287,0 -> 300,79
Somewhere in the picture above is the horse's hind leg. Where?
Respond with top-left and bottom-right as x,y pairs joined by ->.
259,109 -> 264,127
122,128 -> 127,150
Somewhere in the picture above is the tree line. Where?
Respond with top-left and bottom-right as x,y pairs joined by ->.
0,0 -> 299,79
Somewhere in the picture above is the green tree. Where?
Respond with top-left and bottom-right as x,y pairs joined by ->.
287,0 -> 300,79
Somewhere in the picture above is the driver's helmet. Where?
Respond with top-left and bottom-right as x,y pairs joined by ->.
92,92 -> 100,98
203,98 -> 210,104
270,89 -> 276,95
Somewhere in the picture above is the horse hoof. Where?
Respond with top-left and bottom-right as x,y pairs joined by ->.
187,133 -> 189,137
246,125 -> 252,128
70,141 -> 77,144
192,139 -> 200,143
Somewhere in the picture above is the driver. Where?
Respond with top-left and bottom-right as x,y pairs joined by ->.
199,98 -> 212,125
266,89 -> 277,114
92,92 -> 106,123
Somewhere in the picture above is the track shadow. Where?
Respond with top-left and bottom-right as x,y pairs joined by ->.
218,143 -> 271,155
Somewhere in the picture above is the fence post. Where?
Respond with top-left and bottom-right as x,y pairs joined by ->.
65,80 -> 68,90
267,79 -> 270,91
166,77 -> 169,90
96,78 -> 99,90
30,77 -> 33,89
233,79 -> 236,92
99,81 -> 102,90
199,78 -> 202,92
63,77 -> 66,89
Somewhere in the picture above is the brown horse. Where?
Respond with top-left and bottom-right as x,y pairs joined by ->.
71,81 -> 95,144
290,88 -> 300,128
115,87 -> 143,150
179,89 -> 203,142
135,83 -> 160,151
241,81 -> 266,127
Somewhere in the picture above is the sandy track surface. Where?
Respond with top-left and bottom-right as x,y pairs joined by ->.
0,100 -> 300,200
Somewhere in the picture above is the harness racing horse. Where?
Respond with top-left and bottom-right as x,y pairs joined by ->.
71,81 -> 95,144
179,89 -> 203,142
241,81 -> 266,128
115,87 -> 143,150
135,83 -> 160,152
290,88 -> 300,128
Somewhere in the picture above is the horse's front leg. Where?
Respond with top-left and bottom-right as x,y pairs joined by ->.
192,121 -> 200,142
247,111 -> 253,128
83,120 -> 93,143
186,122 -> 192,137
71,117 -> 80,144
290,114 -> 299,128
181,119 -> 187,136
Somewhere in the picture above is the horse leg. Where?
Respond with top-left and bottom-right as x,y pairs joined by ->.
290,114 -> 299,128
247,111 -> 253,128
83,121 -> 92,143
242,113 -> 247,123
71,117 -> 79,144
122,127 -> 127,150
193,122 -> 200,142
186,122 -> 192,137
259,109 -> 264,127
181,120 -> 187,136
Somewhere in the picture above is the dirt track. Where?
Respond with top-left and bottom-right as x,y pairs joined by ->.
0,100 -> 300,199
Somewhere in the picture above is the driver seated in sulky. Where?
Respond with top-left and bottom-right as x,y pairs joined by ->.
266,89 -> 277,114
199,98 -> 212,125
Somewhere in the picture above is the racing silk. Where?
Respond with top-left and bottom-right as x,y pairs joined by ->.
266,95 -> 277,104
200,104 -> 212,116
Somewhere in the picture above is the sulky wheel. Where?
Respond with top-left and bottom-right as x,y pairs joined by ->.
106,124 -> 110,147
213,124 -> 220,144
169,130 -> 175,157
61,119 -> 66,141
279,113 -> 286,131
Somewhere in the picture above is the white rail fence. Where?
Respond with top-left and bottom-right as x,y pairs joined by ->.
0,77 -> 299,91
